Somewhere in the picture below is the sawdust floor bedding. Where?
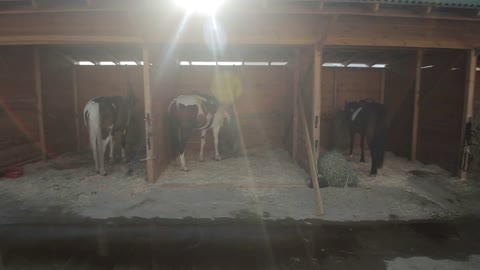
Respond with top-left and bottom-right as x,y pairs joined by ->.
1,148 -> 480,221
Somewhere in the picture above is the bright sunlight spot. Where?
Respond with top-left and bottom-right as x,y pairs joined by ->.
347,63 -> 369,68
244,62 -> 268,66
322,63 -> 345,67
119,61 -> 137,66
174,0 -> 224,14
371,64 -> 387,68
179,61 -> 190,66
270,62 -> 288,66
99,61 -> 116,66
217,61 -> 243,66
191,61 -> 217,66
77,61 -> 95,66
421,65 -> 434,69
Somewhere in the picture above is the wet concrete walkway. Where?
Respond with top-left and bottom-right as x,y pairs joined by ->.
1,218 -> 480,269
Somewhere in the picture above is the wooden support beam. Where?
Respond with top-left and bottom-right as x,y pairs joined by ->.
143,46 -> 156,183
459,49 -> 478,179
411,49 -> 423,161
380,68 -> 385,103
299,94 -> 324,216
72,66 -> 81,152
333,68 -> 338,110
33,47 -> 46,160
292,50 -> 300,160
312,45 -> 322,160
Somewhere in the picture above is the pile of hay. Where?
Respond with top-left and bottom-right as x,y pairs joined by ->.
318,151 -> 358,187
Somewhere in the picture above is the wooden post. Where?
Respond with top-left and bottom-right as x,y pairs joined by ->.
143,46 -> 155,183
333,68 -> 337,110
33,47 -> 46,160
299,96 -> 324,216
312,45 -> 322,162
380,69 -> 385,103
292,50 -> 300,160
459,49 -> 478,179
72,66 -> 81,152
411,49 -> 423,161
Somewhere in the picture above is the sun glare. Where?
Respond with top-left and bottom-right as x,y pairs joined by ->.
175,0 -> 224,14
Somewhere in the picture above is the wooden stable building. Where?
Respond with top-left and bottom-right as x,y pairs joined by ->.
1,0 -> 479,190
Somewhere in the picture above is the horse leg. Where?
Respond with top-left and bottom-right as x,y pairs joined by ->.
178,128 -> 191,171
121,132 -> 127,163
199,129 -> 207,162
213,123 -> 222,161
369,141 -> 377,177
349,131 -> 355,157
360,132 -> 366,162
99,135 -> 111,176
91,135 -> 100,174
109,134 -> 115,164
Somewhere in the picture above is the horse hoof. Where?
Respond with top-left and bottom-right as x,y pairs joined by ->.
215,156 -> 221,161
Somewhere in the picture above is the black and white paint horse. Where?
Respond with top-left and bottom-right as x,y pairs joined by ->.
83,90 -> 135,175
168,93 -> 231,171
345,99 -> 388,176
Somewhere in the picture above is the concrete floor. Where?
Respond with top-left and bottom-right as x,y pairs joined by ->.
1,148 -> 480,223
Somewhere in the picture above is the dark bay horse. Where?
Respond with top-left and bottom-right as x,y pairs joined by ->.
345,99 -> 388,176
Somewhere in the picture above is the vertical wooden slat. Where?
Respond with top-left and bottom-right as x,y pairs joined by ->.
411,49 -> 423,161
33,47 -> 46,160
312,45 -> 322,161
143,46 -> 155,183
459,49 -> 478,179
380,68 -> 385,103
72,66 -> 81,152
292,50 -> 300,160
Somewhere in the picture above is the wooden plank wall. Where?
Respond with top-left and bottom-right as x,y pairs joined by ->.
474,55 -> 480,106
173,66 -> 291,153
293,56 -> 313,172
384,52 -> 417,158
151,62 -> 178,180
76,66 -> 145,155
40,50 -> 76,156
417,51 -> 466,174
0,47 -> 42,167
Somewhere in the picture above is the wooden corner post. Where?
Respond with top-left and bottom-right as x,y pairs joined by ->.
312,45 -> 323,162
143,46 -> 156,183
411,49 -> 423,161
33,47 -> 46,160
292,49 -> 300,160
72,66 -> 81,152
459,49 -> 478,179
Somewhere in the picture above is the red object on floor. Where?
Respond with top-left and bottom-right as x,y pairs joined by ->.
2,166 -> 24,179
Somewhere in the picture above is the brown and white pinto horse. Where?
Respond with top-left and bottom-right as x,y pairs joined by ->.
168,93 -> 231,171
83,90 -> 135,175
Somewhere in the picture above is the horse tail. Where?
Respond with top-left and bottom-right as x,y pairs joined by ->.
167,100 -> 179,156
84,100 -> 102,169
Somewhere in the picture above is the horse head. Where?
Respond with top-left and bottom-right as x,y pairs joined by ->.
344,100 -> 361,115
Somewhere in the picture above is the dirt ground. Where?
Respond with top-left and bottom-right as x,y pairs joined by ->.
1,148 -> 480,223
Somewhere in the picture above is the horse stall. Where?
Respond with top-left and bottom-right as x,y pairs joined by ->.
1,0 -> 480,228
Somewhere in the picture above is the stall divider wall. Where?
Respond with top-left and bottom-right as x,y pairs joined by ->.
417,51 -> 467,174
0,47 -> 41,168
